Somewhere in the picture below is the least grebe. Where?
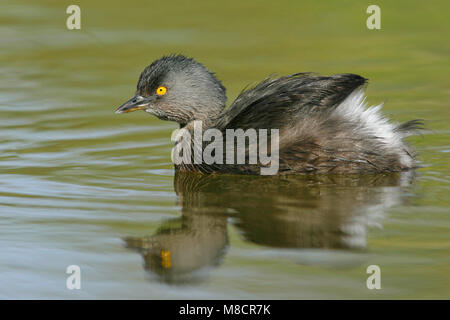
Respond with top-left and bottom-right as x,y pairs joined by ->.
116,54 -> 422,174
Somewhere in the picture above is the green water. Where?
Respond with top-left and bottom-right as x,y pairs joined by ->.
0,0 -> 449,299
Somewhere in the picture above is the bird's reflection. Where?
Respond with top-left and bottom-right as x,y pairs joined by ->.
125,171 -> 414,284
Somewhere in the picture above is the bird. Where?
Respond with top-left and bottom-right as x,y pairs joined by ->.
115,54 -> 422,175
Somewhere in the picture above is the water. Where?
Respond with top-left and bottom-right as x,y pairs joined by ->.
1,0 -> 449,299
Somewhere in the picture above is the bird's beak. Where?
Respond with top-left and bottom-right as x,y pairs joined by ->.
115,95 -> 155,114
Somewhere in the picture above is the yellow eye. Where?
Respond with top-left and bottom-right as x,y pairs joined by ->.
156,86 -> 167,96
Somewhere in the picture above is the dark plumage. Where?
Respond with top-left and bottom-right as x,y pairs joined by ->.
116,54 -> 423,175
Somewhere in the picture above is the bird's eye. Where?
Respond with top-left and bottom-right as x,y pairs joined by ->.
156,86 -> 167,96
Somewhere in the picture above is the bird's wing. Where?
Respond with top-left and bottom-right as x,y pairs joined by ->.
215,73 -> 367,130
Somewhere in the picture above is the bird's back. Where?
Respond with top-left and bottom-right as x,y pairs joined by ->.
198,73 -> 422,174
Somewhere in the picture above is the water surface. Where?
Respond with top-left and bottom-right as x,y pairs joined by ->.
0,0 -> 449,299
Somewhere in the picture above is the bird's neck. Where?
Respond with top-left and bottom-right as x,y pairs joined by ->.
179,104 -> 225,130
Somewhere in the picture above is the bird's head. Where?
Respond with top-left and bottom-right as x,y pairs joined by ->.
115,55 -> 227,127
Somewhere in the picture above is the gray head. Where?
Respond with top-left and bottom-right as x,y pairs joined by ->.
115,55 -> 227,126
